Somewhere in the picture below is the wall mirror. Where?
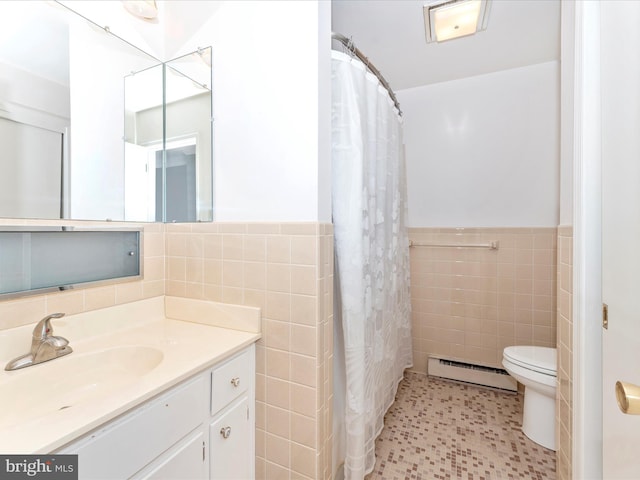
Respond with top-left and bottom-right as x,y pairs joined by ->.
0,1 -> 213,222
125,48 -> 213,222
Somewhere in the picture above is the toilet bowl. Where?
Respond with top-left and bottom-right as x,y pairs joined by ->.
502,346 -> 557,451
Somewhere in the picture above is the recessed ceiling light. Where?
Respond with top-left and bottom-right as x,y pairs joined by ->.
424,0 -> 491,43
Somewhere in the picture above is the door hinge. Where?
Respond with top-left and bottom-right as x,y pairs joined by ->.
603,303 -> 609,329
202,441 -> 205,462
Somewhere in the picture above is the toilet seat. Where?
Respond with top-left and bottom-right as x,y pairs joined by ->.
503,346 -> 556,376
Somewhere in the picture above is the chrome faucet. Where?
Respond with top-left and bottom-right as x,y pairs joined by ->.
5,313 -> 73,371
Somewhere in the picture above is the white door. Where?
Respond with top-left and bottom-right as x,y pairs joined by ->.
601,1 -> 640,477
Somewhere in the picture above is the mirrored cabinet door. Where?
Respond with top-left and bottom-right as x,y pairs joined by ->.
0,1 -> 213,223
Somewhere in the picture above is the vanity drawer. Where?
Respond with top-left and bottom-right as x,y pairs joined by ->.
64,374 -> 207,479
211,349 -> 251,414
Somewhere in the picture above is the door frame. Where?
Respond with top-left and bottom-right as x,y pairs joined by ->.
570,1 -> 603,477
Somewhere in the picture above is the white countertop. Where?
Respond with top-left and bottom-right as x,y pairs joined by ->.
0,296 -> 261,454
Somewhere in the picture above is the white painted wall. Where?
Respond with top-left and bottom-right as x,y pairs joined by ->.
68,23 -> 124,220
399,61 -> 560,227
64,0 -> 331,222
0,63 -> 69,133
168,1 -> 330,221
69,21 -> 161,221
560,2 -> 575,226
317,1 -> 332,223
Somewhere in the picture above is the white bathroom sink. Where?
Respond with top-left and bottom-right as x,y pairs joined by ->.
0,296 -> 262,454
0,345 -> 163,429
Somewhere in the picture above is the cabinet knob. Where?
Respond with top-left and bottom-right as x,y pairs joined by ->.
230,377 -> 240,387
220,426 -> 231,439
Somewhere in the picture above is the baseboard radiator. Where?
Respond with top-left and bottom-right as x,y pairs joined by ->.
427,355 -> 517,392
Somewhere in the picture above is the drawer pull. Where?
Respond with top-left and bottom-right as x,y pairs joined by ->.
230,377 -> 240,387
220,426 -> 231,439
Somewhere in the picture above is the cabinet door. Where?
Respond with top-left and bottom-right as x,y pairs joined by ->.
209,396 -> 251,480
133,429 -> 207,480
60,375 -> 207,479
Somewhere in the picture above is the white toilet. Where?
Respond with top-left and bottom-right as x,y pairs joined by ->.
502,346 -> 557,451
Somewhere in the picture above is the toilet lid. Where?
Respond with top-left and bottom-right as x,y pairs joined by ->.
503,346 -> 557,376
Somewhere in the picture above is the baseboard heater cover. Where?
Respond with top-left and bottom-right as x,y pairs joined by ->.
428,355 -> 517,392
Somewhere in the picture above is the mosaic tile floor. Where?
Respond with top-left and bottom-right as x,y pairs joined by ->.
365,372 -> 556,480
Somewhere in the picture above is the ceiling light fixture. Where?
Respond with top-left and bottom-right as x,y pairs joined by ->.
424,0 -> 491,43
122,0 -> 158,21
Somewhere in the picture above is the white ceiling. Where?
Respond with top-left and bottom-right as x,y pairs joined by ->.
331,0 -> 561,91
2,1 -> 561,96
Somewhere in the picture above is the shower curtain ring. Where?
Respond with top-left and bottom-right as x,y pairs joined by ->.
346,36 -> 356,59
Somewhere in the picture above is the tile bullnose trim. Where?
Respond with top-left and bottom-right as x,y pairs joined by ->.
557,225 -> 573,235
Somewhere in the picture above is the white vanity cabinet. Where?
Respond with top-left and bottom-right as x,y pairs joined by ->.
133,429 -> 208,480
57,345 -> 255,480
209,348 -> 254,479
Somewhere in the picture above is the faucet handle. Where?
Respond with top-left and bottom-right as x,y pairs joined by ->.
32,313 -> 65,341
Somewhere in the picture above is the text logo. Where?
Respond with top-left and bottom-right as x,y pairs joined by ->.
0,456 -> 77,480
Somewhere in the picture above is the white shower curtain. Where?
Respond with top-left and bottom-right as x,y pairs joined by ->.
331,50 -> 413,480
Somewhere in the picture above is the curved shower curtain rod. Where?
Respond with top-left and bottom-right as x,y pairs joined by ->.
332,32 -> 402,116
